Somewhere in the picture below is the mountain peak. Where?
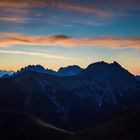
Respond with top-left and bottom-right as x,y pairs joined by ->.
20,65 -> 46,73
85,61 -> 123,71
112,61 -> 122,67
57,65 -> 83,76
13,65 -> 47,77
58,65 -> 82,70
113,61 -> 119,64
81,61 -> 137,86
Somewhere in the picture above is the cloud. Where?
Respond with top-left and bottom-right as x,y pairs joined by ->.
0,0 -> 115,19
0,50 -> 74,60
0,0 -> 139,24
0,1 -> 31,23
0,33 -> 140,50
0,17 -> 29,23
52,2 -> 113,17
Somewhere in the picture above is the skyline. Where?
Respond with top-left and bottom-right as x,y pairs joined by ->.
0,0 -> 140,74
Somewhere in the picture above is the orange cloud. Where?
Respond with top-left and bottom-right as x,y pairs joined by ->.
0,0 -> 33,8
0,17 -> 29,23
0,0 -> 113,18
0,1 -> 31,23
0,0 -> 139,25
0,33 -> 140,50
1,0 -> 136,24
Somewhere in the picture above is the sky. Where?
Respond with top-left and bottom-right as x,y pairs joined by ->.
0,0 -> 140,74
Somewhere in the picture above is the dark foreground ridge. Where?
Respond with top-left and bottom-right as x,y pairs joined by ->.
0,110 -> 70,140
0,109 -> 140,140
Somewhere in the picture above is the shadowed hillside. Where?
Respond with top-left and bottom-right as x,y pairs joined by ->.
0,109 -> 140,140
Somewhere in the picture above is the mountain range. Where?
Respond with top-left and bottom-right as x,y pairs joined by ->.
1,64 -> 139,80
0,61 -> 140,131
0,65 -> 83,78
0,70 -> 14,78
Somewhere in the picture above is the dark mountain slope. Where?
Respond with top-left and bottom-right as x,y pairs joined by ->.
0,109 -> 140,140
75,109 -> 140,140
0,110 -> 71,140
136,75 -> 140,82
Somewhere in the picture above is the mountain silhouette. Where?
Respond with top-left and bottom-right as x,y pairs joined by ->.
57,65 -> 83,76
0,61 -> 140,131
12,64 -> 83,77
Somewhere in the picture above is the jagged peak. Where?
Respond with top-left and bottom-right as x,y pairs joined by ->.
81,61 -> 131,78
19,65 -> 45,72
58,65 -> 82,71
86,61 -> 122,69
112,61 -> 122,67
23,64 -> 45,69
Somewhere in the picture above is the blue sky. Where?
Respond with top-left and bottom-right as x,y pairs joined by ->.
0,0 -> 140,74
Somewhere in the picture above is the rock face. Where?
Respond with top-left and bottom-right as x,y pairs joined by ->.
0,61 -> 140,130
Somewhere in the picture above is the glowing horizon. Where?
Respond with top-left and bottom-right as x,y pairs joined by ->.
0,0 -> 140,75
0,60 -> 139,76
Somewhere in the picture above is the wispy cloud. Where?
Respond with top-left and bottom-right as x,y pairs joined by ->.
0,17 -> 29,23
0,0 -> 139,25
0,0 -> 120,24
0,0 -> 110,17
0,1 -> 31,23
53,2 -> 113,17
0,50 -> 74,60
0,33 -> 140,50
